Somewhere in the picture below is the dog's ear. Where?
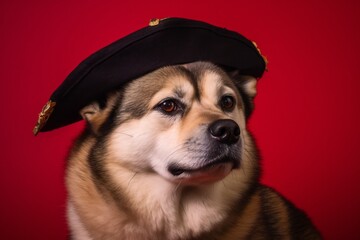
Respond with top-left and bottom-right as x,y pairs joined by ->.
80,102 -> 104,134
229,71 -> 258,118
80,93 -> 118,135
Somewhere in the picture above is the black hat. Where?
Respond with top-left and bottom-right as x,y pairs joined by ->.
33,17 -> 267,135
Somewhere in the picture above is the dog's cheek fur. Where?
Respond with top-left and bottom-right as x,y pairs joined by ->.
150,126 -> 185,178
107,118 -> 156,171
106,112 -> 179,173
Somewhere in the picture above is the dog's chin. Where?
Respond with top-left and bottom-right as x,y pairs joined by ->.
167,158 -> 240,185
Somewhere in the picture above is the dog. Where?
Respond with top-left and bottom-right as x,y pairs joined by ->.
66,61 -> 321,239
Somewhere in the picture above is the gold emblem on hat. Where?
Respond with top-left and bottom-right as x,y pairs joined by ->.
149,18 -> 169,26
33,100 -> 56,136
149,18 -> 160,26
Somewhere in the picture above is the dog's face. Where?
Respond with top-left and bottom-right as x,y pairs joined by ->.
81,62 -> 257,185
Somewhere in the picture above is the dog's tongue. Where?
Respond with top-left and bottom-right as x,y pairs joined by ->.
180,163 -> 233,185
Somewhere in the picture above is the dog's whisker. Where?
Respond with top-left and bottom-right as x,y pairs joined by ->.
127,172 -> 138,189
174,180 -> 183,192
241,164 -> 247,177
115,131 -> 134,137
146,145 -> 188,170
163,144 -> 189,162
221,179 -> 228,189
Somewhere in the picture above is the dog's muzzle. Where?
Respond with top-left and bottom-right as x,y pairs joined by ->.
167,119 -> 241,184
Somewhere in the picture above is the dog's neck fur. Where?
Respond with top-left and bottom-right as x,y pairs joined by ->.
106,164 -> 249,239
67,133 -> 257,240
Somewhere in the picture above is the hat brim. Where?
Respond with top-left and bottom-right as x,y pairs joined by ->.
35,18 -> 266,133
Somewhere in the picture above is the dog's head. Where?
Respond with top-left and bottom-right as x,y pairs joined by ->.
81,62 -> 258,185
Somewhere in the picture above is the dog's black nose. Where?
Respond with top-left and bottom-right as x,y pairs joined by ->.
208,119 -> 240,145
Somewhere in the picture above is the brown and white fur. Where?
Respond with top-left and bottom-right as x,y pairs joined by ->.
66,62 -> 321,239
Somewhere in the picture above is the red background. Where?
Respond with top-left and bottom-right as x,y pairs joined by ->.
1,1 -> 359,239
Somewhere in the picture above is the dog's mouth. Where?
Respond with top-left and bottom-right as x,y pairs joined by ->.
167,157 -> 239,185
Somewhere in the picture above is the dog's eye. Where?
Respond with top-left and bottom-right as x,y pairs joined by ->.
157,98 -> 182,115
161,100 -> 176,112
220,95 -> 236,112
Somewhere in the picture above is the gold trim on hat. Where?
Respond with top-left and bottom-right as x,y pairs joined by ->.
251,41 -> 268,71
33,100 -> 56,136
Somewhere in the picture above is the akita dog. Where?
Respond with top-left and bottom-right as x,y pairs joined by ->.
66,62 -> 321,239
